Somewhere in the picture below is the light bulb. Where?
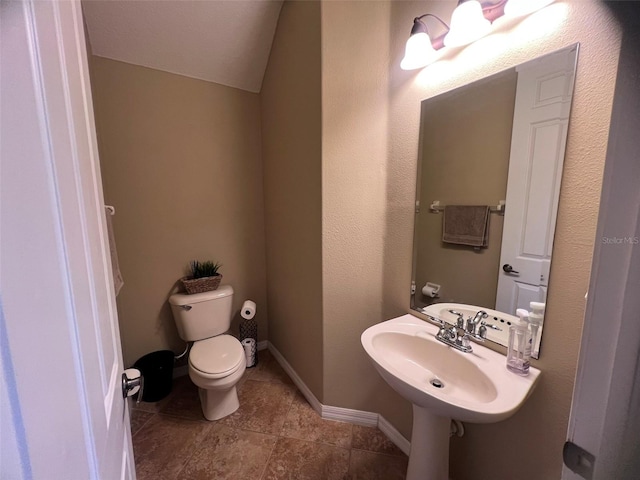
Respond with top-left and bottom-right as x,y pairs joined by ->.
504,0 -> 556,17
443,1 -> 491,48
401,32 -> 437,70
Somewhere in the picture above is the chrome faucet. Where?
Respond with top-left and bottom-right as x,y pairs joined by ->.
466,310 -> 488,335
428,309 -> 489,353
436,322 -> 474,352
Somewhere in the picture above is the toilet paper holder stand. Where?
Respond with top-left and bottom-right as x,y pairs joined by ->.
239,318 -> 258,368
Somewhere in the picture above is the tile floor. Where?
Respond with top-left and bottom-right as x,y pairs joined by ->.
131,350 -> 408,480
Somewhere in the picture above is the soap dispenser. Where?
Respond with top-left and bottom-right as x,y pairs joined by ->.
506,309 -> 531,376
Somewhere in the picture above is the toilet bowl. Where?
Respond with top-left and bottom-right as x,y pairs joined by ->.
188,334 -> 246,420
168,286 -> 246,421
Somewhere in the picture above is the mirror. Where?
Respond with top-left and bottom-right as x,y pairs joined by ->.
411,44 -> 579,358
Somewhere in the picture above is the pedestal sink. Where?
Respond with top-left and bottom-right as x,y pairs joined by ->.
361,314 -> 540,480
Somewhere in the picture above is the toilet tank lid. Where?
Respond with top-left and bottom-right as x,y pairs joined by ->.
169,285 -> 234,306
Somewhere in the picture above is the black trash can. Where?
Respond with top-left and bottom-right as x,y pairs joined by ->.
133,350 -> 175,402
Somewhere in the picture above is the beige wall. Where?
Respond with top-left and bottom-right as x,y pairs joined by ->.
385,1 -> 620,479
261,1 -> 324,399
90,57 -> 268,367
320,1 -> 412,425
414,70 -> 516,309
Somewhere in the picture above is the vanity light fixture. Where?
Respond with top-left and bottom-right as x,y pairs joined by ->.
444,1 -> 491,48
400,14 -> 449,70
400,0 -> 557,70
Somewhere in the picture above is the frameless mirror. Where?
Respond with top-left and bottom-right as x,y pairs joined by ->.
411,44 -> 579,358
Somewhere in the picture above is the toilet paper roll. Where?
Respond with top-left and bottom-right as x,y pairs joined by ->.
242,338 -> 256,368
422,286 -> 437,297
241,300 -> 256,320
123,368 -> 142,398
422,283 -> 441,298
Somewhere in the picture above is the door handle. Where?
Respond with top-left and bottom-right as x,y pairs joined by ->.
502,264 -> 520,275
122,368 -> 144,404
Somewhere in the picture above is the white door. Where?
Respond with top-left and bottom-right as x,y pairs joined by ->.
495,45 -> 578,315
1,1 -> 134,479
563,17 -> 640,478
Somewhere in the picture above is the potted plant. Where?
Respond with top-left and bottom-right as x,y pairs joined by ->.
180,260 -> 223,294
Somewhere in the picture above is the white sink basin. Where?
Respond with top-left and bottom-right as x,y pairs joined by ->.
361,314 -> 539,423
361,314 -> 540,480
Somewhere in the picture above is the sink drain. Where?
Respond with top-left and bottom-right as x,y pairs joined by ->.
430,378 -> 444,389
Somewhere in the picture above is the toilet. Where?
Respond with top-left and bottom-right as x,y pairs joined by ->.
168,285 -> 246,421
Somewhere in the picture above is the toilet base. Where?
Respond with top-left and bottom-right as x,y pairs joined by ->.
199,385 -> 240,421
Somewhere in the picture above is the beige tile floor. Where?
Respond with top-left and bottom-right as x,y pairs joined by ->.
131,350 -> 408,480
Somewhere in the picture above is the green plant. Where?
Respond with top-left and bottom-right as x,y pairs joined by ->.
189,260 -> 222,279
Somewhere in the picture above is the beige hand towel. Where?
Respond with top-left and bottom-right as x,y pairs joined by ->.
442,205 -> 490,247
105,209 -> 124,296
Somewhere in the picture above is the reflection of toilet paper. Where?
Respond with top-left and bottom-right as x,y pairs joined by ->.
241,300 -> 256,320
242,338 -> 256,367
422,283 -> 441,298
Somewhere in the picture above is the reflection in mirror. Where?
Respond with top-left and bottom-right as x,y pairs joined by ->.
411,44 -> 579,359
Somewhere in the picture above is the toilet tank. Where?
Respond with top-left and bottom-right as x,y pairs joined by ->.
168,285 -> 234,341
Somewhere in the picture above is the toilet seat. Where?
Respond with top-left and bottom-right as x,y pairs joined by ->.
189,334 -> 244,379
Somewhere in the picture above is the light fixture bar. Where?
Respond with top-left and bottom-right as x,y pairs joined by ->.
401,0 -> 557,70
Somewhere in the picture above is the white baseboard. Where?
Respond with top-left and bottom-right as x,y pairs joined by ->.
267,342 -> 323,413
321,404 -> 378,427
257,340 -> 268,351
378,414 -> 411,456
267,341 -> 410,455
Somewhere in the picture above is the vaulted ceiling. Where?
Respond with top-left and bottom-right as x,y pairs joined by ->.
82,0 -> 284,93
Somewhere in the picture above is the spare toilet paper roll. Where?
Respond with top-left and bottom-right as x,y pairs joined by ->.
242,338 -> 256,367
241,300 -> 256,320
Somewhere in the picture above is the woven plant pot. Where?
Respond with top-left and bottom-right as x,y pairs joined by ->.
180,274 -> 222,294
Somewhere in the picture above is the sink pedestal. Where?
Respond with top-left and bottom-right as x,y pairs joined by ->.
407,406 -> 451,480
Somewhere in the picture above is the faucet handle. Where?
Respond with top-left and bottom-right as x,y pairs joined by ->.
447,310 -> 465,328
467,326 -> 487,343
478,325 -> 487,339
424,313 -> 444,327
465,320 -> 475,334
481,320 -> 502,331
446,325 -> 458,341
